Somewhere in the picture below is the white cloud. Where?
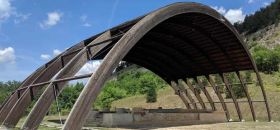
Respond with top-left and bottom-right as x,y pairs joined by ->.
0,0 -> 13,21
212,6 -> 245,24
0,47 -> 32,81
212,6 -> 226,14
248,0 -> 254,4
0,0 -> 30,24
40,49 -> 63,61
39,11 -> 63,29
82,23 -> 91,27
80,14 -> 91,27
53,49 -> 62,56
40,54 -> 51,60
224,8 -> 245,24
14,13 -> 31,24
77,61 -> 101,75
0,47 -> 15,64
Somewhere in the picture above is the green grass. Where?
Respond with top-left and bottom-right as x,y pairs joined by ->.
112,72 -> 280,122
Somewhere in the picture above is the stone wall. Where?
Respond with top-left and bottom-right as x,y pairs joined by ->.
84,108 -> 227,127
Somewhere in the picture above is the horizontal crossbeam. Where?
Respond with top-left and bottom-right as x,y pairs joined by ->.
61,33 -> 124,58
13,73 -> 93,94
189,100 -> 265,104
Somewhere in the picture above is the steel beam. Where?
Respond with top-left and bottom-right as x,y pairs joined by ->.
185,79 -> 206,109
220,73 -> 242,121
254,71 -> 272,121
236,71 -> 256,121
178,79 -> 198,110
2,39 -> 86,128
21,31 -> 112,130
206,75 -> 230,121
194,77 -> 216,111
170,81 -> 192,109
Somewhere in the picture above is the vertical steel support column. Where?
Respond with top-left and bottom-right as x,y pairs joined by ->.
236,71 -> 256,121
220,73 -> 242,121
170,81 -> 192,109
205,75 -> 230,121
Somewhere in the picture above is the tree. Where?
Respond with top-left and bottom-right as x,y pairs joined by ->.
139,75 -> 157,103
234,0 -> 280,34
95,81 -> 127,109
225,73 -> 245,99
252,46 -> 280,73
0,81 -> 21,104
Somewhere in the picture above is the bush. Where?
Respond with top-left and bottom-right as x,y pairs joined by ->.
95,81 -> 127,109
139,75 -> 157,103
146,87 -> 157,103
93,67 -> 167,109
225,73 -> 245,99
57,82 -> 84,110
244,71 -> 252,82
252,46 -> 280,74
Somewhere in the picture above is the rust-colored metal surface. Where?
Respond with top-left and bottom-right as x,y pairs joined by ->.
0,2 -> 271,130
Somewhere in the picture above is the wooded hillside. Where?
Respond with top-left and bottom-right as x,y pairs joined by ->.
234,0 -> 280,34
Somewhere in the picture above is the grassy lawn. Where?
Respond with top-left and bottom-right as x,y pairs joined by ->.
112,72 -> 280,122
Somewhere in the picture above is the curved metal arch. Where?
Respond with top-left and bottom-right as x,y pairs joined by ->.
0,2 -> 271,129
20,31 -> 112,129
164,21 -> 244,121
0,42 -> 85,124
186,6 -> 271,121
62,2 -> 263,129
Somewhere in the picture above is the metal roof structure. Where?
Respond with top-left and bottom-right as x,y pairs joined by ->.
0,2 -> 271,130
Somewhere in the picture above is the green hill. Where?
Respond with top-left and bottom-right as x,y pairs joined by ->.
111,72 -> 280,121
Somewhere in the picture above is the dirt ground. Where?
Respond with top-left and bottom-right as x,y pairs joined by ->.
101,122 -> 280,130
14,115 -> 280,130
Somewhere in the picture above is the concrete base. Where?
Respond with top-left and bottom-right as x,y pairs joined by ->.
85,109 -> 227,127
102,113 -> 134,127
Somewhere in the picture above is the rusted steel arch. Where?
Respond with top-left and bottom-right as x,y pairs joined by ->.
0,2 -> 271,130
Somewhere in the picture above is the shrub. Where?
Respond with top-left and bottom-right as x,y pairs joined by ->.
139,75 -> 157,103
146,87 -> 157,103
95,82 -> 127,109
225,73 -> 246,99
94,67 -> 167,109
252,46 -> 280,73
244,71 -> 252,82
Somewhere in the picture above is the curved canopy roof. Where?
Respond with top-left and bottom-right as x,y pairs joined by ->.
80,2 -> 255,82
1,3 -> 270,130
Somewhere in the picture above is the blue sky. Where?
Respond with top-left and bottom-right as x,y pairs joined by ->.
0,0 -> 274,81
